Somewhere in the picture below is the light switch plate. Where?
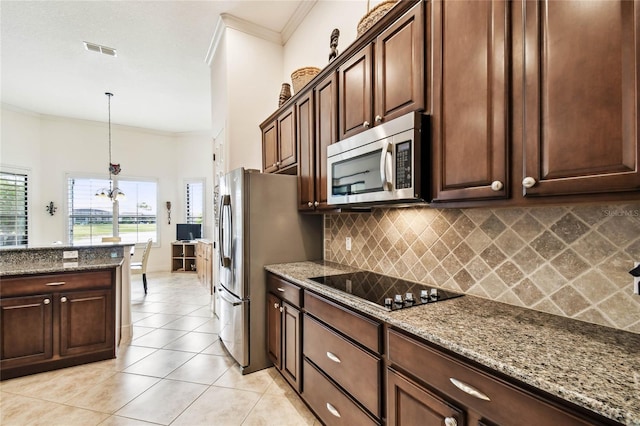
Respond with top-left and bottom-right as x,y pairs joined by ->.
346,237 -> 352,251
63,250 -> 78,259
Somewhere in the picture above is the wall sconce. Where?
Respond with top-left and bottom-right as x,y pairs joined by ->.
166,201 -> 172,224
46,201 -> 57,216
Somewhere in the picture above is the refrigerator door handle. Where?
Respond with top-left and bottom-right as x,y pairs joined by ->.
218,195 -> 232,267
218,287 -> 243,306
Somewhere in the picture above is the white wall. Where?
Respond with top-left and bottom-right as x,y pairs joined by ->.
0,106 -> 213,273
283,0 -> 367,85
225,28 -> 283,172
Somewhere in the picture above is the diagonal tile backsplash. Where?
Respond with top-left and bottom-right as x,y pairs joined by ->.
325,203 -> 640,334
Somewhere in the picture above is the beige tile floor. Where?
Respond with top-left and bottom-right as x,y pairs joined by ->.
1,272 -> 320,426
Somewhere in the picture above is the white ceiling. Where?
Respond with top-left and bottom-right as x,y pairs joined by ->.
0,1 -> 305,133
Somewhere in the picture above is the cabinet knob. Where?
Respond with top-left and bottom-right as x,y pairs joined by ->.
279,306 -> 284,312
326,402 -> 341,418
60,297 -> 68,303
363,121 -> 370,128
314,201 -> 319,207
375,115 -> 382,123
274,303 -> 279,309
272,163 -> 276,168
491,180 -> 504,191
522,176 -> 537,188
43,298 -> 51,305
276,161 -> 280,166
444,417 -> 458,426
307,201 -> 313,208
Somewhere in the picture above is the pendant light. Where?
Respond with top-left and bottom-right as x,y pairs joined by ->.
95,92 -> 124,202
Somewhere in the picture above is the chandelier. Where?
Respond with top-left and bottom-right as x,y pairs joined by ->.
95,92 -> 125,202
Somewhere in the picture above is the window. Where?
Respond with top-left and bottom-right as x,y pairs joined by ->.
68,176 -> 157,245
185,180 -> 204,224
0,169 -> 28,247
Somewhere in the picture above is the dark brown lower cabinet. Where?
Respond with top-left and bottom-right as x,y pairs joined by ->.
387,328 -> 619,426
0,295 -> 53,369
266,274 -> 303,392
59,289 -> 114,357
387,367 -> 465,426
303,358 -> 378,426
0,269 -> 116,380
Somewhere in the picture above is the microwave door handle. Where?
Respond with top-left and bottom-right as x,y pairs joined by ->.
380,140 -> 393,191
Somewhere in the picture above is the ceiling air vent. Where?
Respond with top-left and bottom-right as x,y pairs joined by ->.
83,41 -> 117,57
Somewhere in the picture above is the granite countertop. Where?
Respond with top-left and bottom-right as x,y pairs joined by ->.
0,244 -> 130,277
1,258 -> 124,276
265,261 -> 640,426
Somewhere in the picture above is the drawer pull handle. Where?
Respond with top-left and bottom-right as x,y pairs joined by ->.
60,297 -> 68,303
277,287 -> 285,293
449,378 -> 491,401
326,351 -> 341,363
43,298 -> 51,305
45,281 -> 66,286
326,402 -> 341,418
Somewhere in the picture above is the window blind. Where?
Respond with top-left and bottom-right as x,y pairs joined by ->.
0,171 -> 28,247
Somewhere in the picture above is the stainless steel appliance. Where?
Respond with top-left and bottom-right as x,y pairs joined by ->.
310,270 -> 462,310
327,111 -> 429,206
217,168 -> 322,374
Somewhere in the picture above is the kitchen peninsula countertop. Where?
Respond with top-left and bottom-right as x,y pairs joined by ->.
0,243 -> 132,276
265,261 -> 640,426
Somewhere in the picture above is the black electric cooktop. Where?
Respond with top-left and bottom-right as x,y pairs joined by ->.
309,271 -> 463,311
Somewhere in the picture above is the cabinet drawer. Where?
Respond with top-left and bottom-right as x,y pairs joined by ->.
387,329 -> 602,426
304,315 -> 381,418
1,270 -> 114,298
267,274 -> 302,307
304,291 -> 381,353
302,358 -> 378,426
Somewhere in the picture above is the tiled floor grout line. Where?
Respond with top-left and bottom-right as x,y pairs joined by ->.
1,272 -> 318,426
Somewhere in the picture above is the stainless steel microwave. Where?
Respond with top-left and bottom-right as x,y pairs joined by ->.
327,112 -> 429,206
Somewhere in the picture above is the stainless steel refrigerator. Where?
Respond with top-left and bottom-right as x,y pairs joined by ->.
217,168 -> 322,374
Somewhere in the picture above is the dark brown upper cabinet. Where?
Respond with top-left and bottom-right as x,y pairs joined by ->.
521,0 -> 640,197
339,2 -> 425,140
297,90 -> 316,211
431,0 -> 509,203
261,105 -> 297,174
312,72 -> 338,211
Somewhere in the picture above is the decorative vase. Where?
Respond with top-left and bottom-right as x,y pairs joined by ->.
279,83 -> 292,107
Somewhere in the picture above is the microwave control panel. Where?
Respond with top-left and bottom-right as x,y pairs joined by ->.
396,141 -> 412,189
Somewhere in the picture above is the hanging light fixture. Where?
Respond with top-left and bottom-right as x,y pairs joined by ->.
95,92 -> 125,202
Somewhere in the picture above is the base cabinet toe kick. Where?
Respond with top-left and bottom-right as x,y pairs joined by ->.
265,271 -> 626,426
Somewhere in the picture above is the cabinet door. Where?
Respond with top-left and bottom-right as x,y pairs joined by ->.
0,295 -> 53,370
522,0 -> 640,196
297,91 -> 316,211
387,368 -> 465,426
315,72 -> 338,209
262,119 -> 278,173
375,1 -> 425,124
339,45 -> 373,139
266,293 -> 282,368
59,290 -> 114,357
281,302 -> 301,392
278,106 -> 297,169
432,0 -> 509,202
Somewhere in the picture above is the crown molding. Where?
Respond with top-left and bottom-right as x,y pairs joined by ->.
206,13 -> 281,66
205,2 -> 317,66
281,0 -> 317,44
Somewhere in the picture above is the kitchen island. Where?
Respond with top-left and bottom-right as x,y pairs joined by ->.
266,261 -> 640,426
1,243 -> 134,379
